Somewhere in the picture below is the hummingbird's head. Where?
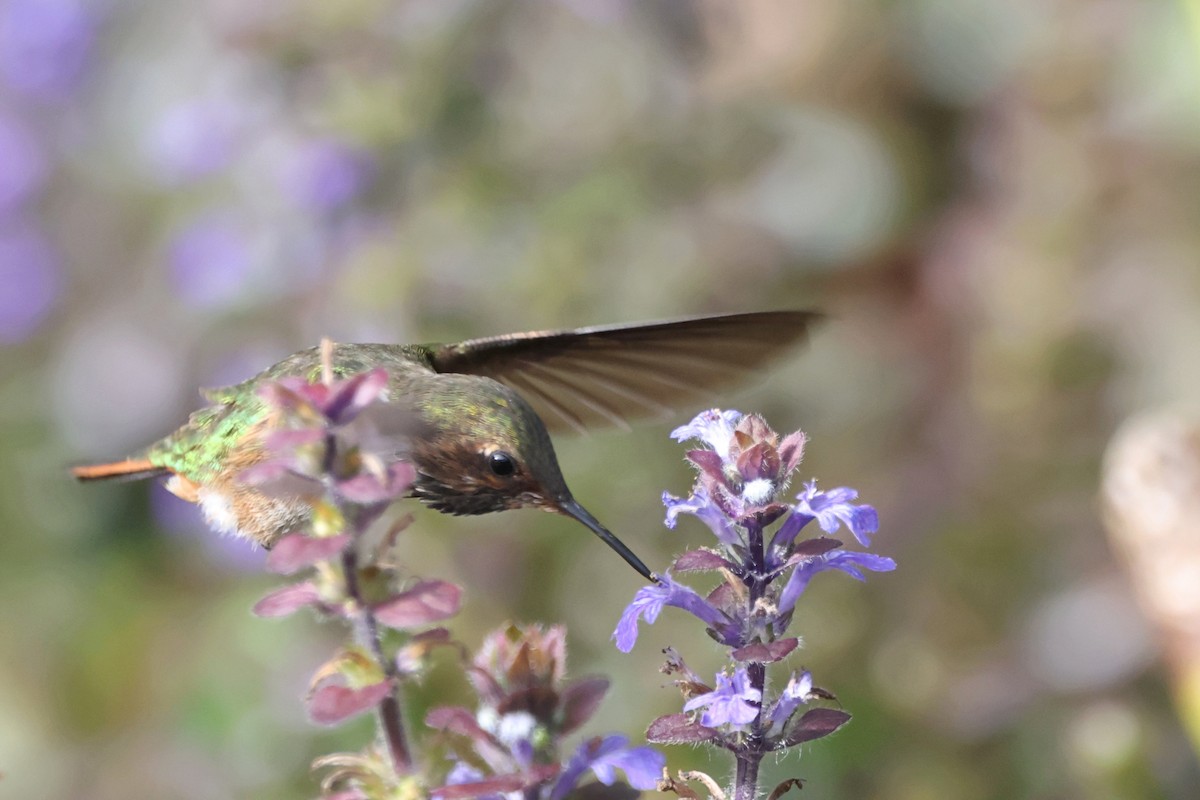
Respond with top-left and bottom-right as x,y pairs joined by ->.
409,375 -> 653,580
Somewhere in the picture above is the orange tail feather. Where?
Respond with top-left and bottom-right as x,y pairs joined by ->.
71,459 -> 168,482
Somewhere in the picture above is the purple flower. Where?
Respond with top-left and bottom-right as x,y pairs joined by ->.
0,113 -> 46,215
778,550 -> 897,614
613,574 -> 732,653
794,481 -> 879,546
168,214 -> 255,309
284,139 -> 374,214
0,220 -> 60,343
549,735 -> 663,800
683,669 -> 762,729
0,0 -> 97,100
766,671 -> 813,732
670,408 -> 742,460
663,486 -> 738,546
146,99 -> 246,184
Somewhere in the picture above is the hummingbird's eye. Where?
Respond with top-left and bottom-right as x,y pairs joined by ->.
488,451 -> 516,477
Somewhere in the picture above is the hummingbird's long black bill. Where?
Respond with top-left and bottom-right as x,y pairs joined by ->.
557,497 -> 655,582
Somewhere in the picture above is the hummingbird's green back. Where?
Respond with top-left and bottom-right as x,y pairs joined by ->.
146,344 -> 437,483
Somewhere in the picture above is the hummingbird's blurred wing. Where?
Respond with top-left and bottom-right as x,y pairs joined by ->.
428,310 -> 822,434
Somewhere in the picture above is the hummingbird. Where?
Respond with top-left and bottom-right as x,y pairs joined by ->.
72,310 -> 819,581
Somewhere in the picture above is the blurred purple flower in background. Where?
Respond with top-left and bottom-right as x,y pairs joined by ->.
145,99 -> 247,184
0,219 -> 60,343
0,112 -> 45,215
283,139 -> 375,214
0,0 -> 98,101
168,213 -> 255,308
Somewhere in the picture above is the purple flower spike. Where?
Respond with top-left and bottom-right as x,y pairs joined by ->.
779,550 -> 897,614
671,409 -> 743,461
613,574 -> 731,653
683,669 -> 762,730
795,481 -> 879,546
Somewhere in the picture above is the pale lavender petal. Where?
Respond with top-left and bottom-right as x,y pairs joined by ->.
779,550 -> 897,613
663,487 -> 738,545
670,408 -> 742,461
795,481 -> 879,546
612,575 -> 730,653
682,669 -> 762,729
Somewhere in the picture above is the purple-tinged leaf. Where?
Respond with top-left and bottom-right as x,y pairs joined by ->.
672,549 -> 734,573
732,638 -> 799,663
426,706 -> 495,742
374,580 -> 462,629
323,368 -> 388,424
336,461 -> 414,504
736,442 -> 780,483
685,448 -> 727,483
780,708 -> 851,747
778,430 -> 807,475
252,581 -> 320,617
433,766 -> 560,800
266,533 -> 349,574
560,676 -> 610,734
788,537 -> 843,559
645,713 -> 718,744
307,679 -> 392,725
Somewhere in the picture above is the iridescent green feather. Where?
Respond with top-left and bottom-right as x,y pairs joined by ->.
145,343 -> 437,482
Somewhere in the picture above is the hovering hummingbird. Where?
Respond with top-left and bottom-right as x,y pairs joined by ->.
72,310 -> 819,581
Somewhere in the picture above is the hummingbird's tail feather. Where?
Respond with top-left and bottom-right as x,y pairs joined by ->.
71,458 -> 169,482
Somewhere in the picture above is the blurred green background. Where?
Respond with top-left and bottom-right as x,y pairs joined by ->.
3,0 -> 1200,797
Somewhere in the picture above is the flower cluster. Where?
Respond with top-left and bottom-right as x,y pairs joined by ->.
428,624 -> 663,800
614,410 -> 895,799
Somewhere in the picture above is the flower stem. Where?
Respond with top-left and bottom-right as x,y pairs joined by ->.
341,542 -> 412,774
733,519 -> 768,800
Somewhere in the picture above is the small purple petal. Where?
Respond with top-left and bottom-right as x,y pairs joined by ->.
767,671 -> 813,731
266,533 -> 349,574
551,736 -> 663,800
253,581 -> 321,617
373,580 -> 463,629
612,575 -> 730,653
588,737 -> 664,790
663,487 -> 738,546
670,409 -> 742,461
795,481 -> 879,546
682,669 -> 762,729
307,679 -> 392,725
778,550 -> 897,613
